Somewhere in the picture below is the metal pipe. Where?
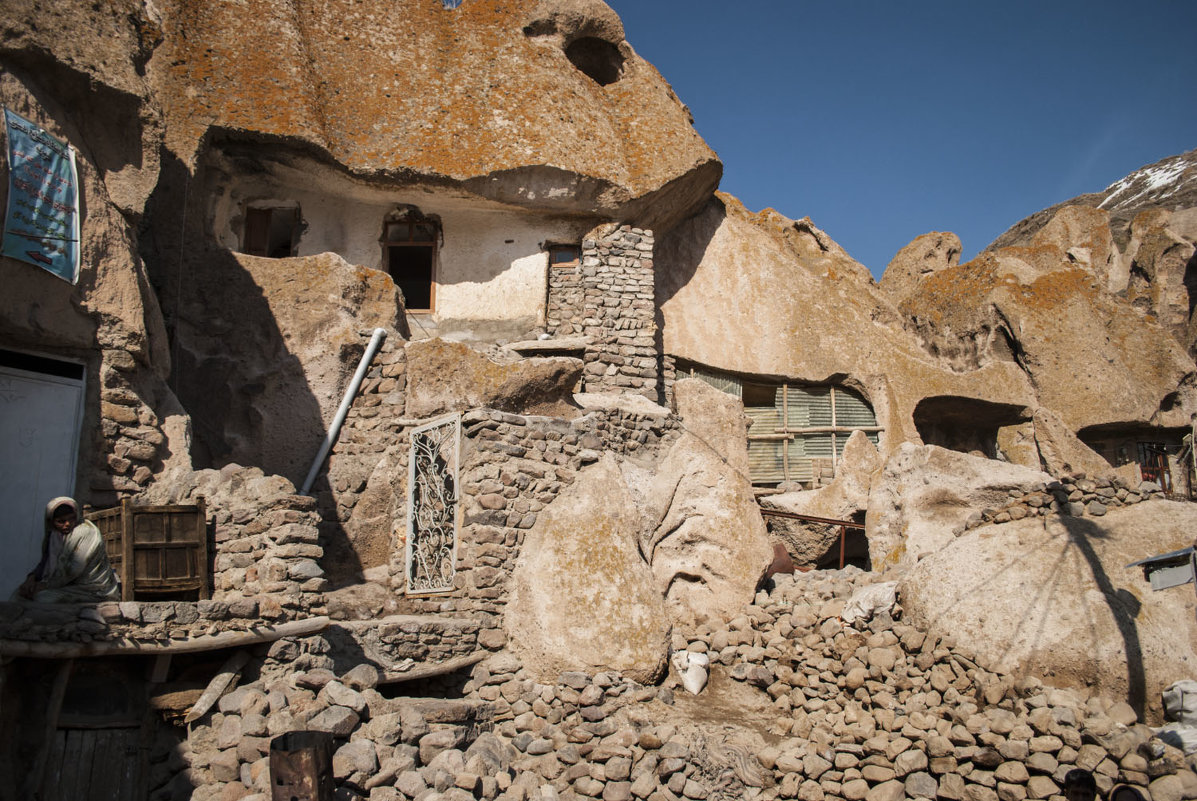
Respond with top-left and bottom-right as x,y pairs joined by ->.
300,328 -> 388,495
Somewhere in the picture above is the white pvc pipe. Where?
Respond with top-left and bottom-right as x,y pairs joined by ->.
301,327 -> 388,495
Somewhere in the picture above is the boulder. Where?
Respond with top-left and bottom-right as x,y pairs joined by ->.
900,500 -> 1197,722
151,0 -> 719,229
1030,408 -> 1115,478
505,455 -> 670,683
167,250 -> 405,484
656,193 -> 1037,452
880,231 -> 962,303
866,443 -> 1052,570
760,430 -> 879,569
639,432 -> 774,625
671,377 -> 752,476
404,339 -> 582,420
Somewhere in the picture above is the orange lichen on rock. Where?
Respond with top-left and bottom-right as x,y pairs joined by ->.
149,0 -> 718,223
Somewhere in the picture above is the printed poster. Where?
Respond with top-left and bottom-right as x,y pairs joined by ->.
2,108 -> 80,284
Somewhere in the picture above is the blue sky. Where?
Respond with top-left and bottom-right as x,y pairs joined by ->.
605,1 -> 1197,278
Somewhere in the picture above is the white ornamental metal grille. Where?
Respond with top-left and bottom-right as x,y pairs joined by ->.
405,414 -> 460,595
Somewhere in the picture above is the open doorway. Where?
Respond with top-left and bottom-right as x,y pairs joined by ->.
0,349 -> 85,598
384,219 -> 438,312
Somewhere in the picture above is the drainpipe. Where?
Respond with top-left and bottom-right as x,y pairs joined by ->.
301,327 -> 388,495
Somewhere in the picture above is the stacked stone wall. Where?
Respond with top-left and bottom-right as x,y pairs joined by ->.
320,336 -> 409,531
963,474 -> 1166,532
211,492 -> 327,617
547,225 -> 658,400
388,406 -> 681,648
93,347 -> 171,503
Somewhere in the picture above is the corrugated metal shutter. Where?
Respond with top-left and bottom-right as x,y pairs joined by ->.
682,363 -> 743,398
834,387 -> 878,427
745,397 -> 782,484
747,439 -> 785,484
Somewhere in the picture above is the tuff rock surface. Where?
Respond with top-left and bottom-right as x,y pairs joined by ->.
901,500 -> 1197,721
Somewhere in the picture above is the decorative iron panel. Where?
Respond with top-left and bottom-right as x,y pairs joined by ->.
405,414 -> 460,595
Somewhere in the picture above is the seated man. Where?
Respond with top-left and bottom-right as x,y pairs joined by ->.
15,497 -> 120,603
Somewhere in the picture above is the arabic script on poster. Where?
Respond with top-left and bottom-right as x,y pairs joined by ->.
2,108 -> 80,284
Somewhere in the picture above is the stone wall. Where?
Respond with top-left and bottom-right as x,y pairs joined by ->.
94,348 -> 171,500
963,474 -> 1166,532
388,406 -> 681,647
211,492 -> 327,618
547,225 -> 658,400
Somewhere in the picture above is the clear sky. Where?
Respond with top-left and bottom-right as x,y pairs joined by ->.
605,1 -> 1197,278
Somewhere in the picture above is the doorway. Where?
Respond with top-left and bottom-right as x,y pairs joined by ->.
384,219 -> 438,312
0,349 -> 85,598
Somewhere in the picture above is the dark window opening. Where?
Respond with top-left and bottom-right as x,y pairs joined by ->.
385,220 -> 439,312
549,245 -> 580,267
565,37 -> 625,86
242,206 -> 299,258
0,349 -> 84,380
814,527 -> 870,571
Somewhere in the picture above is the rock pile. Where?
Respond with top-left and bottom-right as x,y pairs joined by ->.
172,568 -> 1197,801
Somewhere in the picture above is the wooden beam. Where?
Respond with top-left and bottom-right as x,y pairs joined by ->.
185,650 -> 250,723
377,651 -> 486,686
0,616 -> 331,658
30,659 -> 73,800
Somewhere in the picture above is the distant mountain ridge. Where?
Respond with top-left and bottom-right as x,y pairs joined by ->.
987,147 -> 1197,251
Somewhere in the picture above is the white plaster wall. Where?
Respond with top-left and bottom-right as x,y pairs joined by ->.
208,158 -> 595,326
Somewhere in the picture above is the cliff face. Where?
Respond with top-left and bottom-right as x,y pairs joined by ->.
150,0 -> 720,229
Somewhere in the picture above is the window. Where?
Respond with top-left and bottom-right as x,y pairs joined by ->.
384,219 -> 438,312
678,362 -> 881,487
548,245 -> 580,267
241,205 -> 299,258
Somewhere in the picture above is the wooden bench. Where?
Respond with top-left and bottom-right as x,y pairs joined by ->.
86,498 -> 210,601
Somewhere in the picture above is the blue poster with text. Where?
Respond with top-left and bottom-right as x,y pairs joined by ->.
2,108 -> 80,284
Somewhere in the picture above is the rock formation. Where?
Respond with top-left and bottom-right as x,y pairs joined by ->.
866,443 -> 1053,569
506,455 -> 670,683
901,500 -> 1197,720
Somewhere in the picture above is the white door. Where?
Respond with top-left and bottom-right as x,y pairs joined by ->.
0,362 -> 85,598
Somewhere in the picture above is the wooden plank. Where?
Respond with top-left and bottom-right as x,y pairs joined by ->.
39,729 -> 67,801
30,659 -> 73,799
87,730 -> 114,799
197,497 -> 210,599
60,729 -> 84,800
120,498 -> 134,601
150,654 -> 172,683
185,650 -> 250,723
377,651 -> 487,685
0,615 -> 331,658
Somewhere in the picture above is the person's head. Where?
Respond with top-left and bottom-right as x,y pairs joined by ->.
1108,785 -> 1146,801
45,497 -> 79,535
1063,769 -> 1098,801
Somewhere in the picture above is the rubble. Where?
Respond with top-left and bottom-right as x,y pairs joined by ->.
164,568 -> 1197,801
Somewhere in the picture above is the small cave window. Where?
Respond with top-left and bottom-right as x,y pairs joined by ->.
565,37 -> 625,86
548,244 -> 580,267
384,219 -> 439,312
241,205 -> 300,258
